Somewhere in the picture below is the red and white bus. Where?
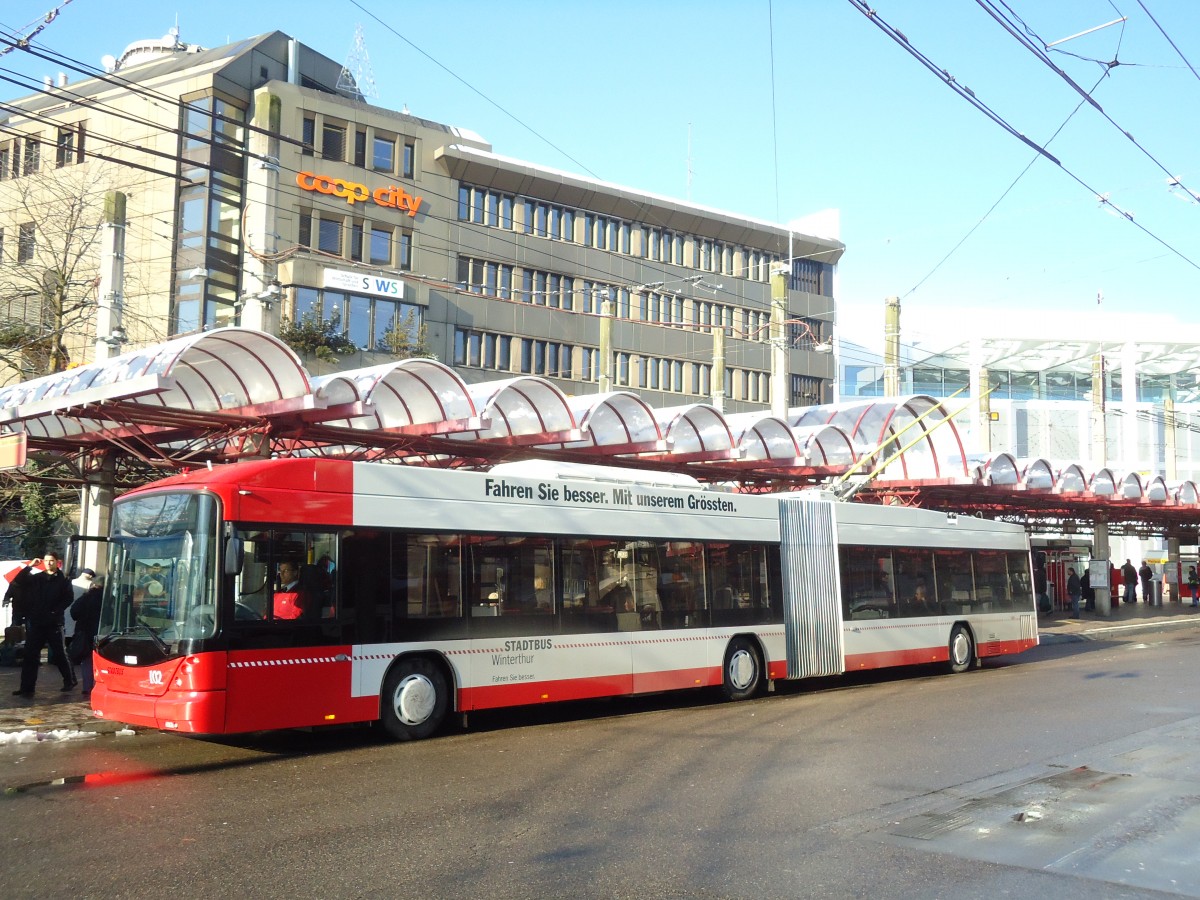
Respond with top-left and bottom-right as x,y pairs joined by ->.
89,458 -> 1037,740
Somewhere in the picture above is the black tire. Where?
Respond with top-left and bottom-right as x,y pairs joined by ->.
947,625 -> 974,674
722,637 -> 763,701
380,656 -> 449,741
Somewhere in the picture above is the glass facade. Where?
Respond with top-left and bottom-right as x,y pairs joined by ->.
172,94 -> 246,335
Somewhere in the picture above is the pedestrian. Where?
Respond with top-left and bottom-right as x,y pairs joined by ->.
1033,552 -> 1051,614
64,567 -> 94,660
69,575 -> 103,697
1081,568 -> 1095,612
1138,560 -> 1153,605
9,550 -> 76,697
1121,559 -> 1137,604
1188,566 -> 1199,608
1066,567 -> 1081,618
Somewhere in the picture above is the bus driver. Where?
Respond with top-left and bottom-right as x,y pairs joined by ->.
274,561 -> 303,620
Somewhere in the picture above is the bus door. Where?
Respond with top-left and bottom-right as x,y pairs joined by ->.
225,528 -> 356,731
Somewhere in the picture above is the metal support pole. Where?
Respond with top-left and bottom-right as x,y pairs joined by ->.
770,263 -> 788,418
711,325 -> 726,413
94,191 -> 127,362
883,296 -> 900,397
599,293 -> 613,393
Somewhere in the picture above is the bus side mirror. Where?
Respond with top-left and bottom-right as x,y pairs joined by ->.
225,537 -> 244,575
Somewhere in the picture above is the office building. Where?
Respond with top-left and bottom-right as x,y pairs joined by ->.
0,29 -> 843,413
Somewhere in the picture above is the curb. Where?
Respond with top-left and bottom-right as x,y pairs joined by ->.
0,709 -> 133,737
1038,616 -> 1200,644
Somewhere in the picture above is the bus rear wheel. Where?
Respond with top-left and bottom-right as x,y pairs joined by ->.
381,657 -> 448,741
947,625 -> 974,674
722,637 -> 763,701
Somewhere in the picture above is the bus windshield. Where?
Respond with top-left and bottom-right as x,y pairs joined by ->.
98,491 -> 220,661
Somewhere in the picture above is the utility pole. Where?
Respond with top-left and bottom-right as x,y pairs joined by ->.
770,262 -> 788,418
94,190 -> 127,361
598,290 -> 613,393
711,324 -> 725,413
883,296 -> 900,397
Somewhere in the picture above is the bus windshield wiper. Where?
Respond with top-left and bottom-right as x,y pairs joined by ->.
134,620 -> 170,654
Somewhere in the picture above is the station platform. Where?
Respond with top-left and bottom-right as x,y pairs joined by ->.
1037,597 -> 1200,644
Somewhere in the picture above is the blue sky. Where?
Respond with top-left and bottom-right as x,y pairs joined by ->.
4,1 -> 1199,354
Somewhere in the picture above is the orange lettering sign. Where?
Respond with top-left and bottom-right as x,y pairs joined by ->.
296,171 -> 422,217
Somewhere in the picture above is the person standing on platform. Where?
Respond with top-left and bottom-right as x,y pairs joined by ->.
10,550 -> 76,697
1081,568 -> 1095,612
1121,559 -> 1138,605
69,575 -> 103,696
1188,566 -> 1199,608
1138,561 -> 1153,605
1066,567 -> 1082,619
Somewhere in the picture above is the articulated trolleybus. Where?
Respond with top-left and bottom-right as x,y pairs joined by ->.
90,458 -> 1037,740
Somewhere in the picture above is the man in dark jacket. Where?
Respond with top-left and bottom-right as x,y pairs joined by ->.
69,576 -> 103,697
10,551 -> 76,697
1121,559 -> 1137,604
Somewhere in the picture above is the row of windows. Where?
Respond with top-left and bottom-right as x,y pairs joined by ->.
0,126 -> 84,180
453,327 -> 784,403
294,287 -> 424,351
230,526 -> 782,642
302,115 -> 416,179
840,544 -> 1034,620
298,210 -> 413,270
457,183 -> 803,286
456,256 -> 820,343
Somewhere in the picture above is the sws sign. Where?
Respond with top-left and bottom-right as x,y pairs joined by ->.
296,171 -> 423,217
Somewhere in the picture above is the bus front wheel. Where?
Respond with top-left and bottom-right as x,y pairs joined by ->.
722,637 -> 763,701
947,625 -> 974,674
381,657 -> 448,741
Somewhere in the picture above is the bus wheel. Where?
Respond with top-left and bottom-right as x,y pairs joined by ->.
947,625 -> 974,674
722,637 -> 763,701
381,657 -> 448,741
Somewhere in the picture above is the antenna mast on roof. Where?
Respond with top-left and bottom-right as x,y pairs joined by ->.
337,24 -> 378,100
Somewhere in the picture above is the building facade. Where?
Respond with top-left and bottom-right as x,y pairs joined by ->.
840,334 -> 1200,480
0,30 -> 843,414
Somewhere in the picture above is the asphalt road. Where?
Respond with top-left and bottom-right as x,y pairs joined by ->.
3,627 -> 1199,899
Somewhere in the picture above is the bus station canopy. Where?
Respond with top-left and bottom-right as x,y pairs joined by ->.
3,328 -> 1199,539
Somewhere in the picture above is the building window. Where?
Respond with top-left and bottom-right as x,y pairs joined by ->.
402,141 -> 415,178
457,256 -> 513,300
369,226 -> 391,265
318,217 -> 342,255
17,222 -> 35,262
523,200 -> 575,241
354,129 -> 367,167
299,288 -> 422,352
350,222 -> 364,262
321,123 -> 346,161
55,126 -> 82,167
791,374 -> 823,407
398,231 -> 412,271
298,209 -> 312,247
459,184 -> 515,229
373,136 -> 395,172
22,138 -> 39,176
302,117 -> 315,155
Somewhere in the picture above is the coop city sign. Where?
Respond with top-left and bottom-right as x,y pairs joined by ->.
296,171 -> 423,217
